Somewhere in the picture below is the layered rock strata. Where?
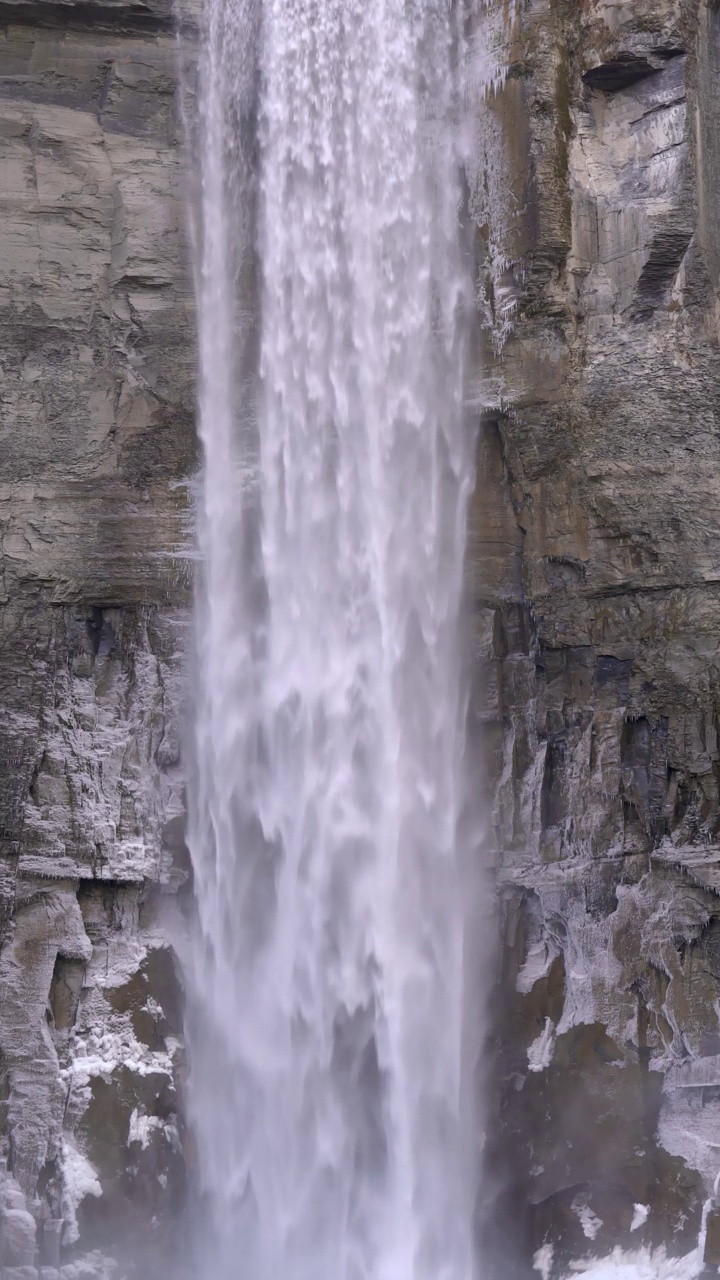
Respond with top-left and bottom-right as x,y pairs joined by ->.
5,0 -> 720,1275
0,0 -> 194,1272
472,0 -> 720,1273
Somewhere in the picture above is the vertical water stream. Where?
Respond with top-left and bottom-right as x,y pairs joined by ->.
186,3 -> 480,1278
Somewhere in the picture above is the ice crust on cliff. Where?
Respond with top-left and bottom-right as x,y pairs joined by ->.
528,1017 -> 556,1073
60,1141 -> 102,1246
572,1200 -> 604,1241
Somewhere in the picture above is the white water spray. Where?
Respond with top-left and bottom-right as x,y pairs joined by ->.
186,3 -> 481,1279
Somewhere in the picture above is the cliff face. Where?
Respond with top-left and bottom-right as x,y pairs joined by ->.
472,0 -> 720,1272
2,0 -> 720,1276
0,0 -> 195,1272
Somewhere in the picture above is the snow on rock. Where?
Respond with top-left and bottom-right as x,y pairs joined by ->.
61,1141 -> 102,1245
534,1244 -> 554,1280
630,1205 -> 650,1233
572,1198 -> 603,1241
562,1200 -> 712,1280
528,1018 -> 556,1073
517,940 -> 560,995
560,1246 -> 704,1279
63,1018 -> 175,1088
657,1083 -> 720,1192
127,1108 -> 163,1151
59,1251 -> 121,1279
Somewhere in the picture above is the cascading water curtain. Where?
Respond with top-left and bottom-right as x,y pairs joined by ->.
185,2 -> 483,1278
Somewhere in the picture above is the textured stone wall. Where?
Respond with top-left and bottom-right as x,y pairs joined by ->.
0,0 -> 195,1272
3,0 -> 720,1276
471,0 -> 720,1273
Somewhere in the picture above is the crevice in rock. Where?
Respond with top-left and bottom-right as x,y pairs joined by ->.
0,0 -> 196,35
632,229 -> 694,317
48,956 -> 85,1040
583,49 -> 685,93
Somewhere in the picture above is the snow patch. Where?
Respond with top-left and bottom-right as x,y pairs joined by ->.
534,1244 -> 554,1280
143,996 -> 164,1020
61,1140 -> 102,1245
91,936 -> 148,991
63,1023 -> 174,1086
60,1249 -> 121,1279
128,1107 -> 180,1153
572,1199 -> 603,1241
528,1018 -> 556,1073
517,940 -> 559,994
563,1198 -> 713,1279
560,1246 -> 704,1279
128,1108 -> 164,1150
658,1089 -> 720,1190
630,1204 -> 649,1233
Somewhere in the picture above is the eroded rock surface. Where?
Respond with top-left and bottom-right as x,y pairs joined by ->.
4,0 -> 720,1275
472,0 -> 720,1273
0,0 -> 195,1271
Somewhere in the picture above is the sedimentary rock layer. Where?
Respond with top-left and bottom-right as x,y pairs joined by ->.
473,0 -> 720,1272
0,0 -> 194,1271
4,0 -> 720,1276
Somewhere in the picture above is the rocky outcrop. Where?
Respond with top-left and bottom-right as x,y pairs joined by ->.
0,0 -> 195,1271
4,0 -> 720,1274
472,0 -> 720,1273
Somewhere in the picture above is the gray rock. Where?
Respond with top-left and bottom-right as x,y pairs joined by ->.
472,0 -> 720,1270
0,1207 -> 36,1267
0,0 -> 195,1269
3,0 -> 720,1273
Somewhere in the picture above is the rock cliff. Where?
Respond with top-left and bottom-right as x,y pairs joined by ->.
472,0 -> 720,1273
3,0 -> 720,1275
0,0 -> 195,1272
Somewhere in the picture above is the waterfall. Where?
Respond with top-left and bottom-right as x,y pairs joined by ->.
185,2 -> 481,1278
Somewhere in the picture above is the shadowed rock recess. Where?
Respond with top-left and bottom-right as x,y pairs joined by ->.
1,0 -> 720,1275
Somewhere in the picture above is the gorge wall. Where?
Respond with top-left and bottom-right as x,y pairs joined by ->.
474,0 -> 720,1274
1,0 -> 720,1276
0,0 -> 195,1272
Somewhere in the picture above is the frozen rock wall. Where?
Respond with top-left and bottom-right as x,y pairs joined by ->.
4,0 -> 720,1275
0,0 -> 195,1272
471,0 -> 720,1274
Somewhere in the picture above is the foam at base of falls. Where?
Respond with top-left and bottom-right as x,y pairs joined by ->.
560,1251 -> 707,1279
534,1198 -> 717,1280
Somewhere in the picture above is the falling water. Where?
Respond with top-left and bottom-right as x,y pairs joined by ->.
185,2 -> 480,1278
